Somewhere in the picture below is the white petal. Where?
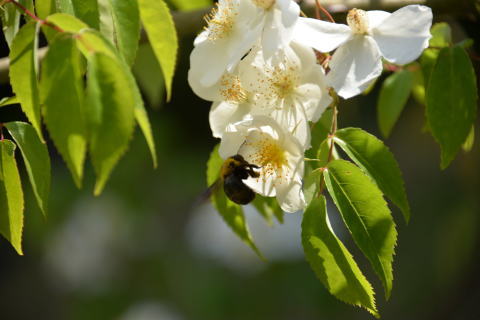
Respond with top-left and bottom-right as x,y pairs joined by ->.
189,39 -> 232,88
209,101 -> 252,138
296,83 -> 331,122
326,36 -> 382,99
218,123 -> 249,159
261,0 -> 300,58
276,178 -> 305,213
293,17 -> 352,53
372,5 -> 432,65
270,102 -> 311,149
366,10 -> 390,29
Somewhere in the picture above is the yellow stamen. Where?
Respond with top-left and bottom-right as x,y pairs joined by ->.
204,1 -> 237,41
347,8 -> 369,34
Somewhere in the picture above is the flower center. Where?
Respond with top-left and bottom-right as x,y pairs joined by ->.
347,8 -> 369,34
244,132 -> 287,178
220,74 -> 247,103
266,62 -> 299,102
204,1 -> 237,41
252,0 -> 275,10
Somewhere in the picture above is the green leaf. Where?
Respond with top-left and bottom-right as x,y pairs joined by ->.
0,96 -> 19,108
429,22 -> 452,48
462,126 -> 475,152
334,128 -> 410,222
45,13 -> 89,33
0,139 -> 24,255
5,122 -> 50,216
138,0 -> 178,101
306,108 -> 332,159
324,160 -> 397,299
0,2 -> 20,47
35,0 -> 56,19
9,21 -> 43,140
169,0 -> 212,11
133,43 -> 165,108
40,35 -> 87,188
86,52 -> 136,195
410,65 -> 426,106
303,168 -> 323,206
108,0 -> 141,66
377,70 -> 413,138
97,0 -> 114,43
76,29 -> 157,168
420,48 -> 439,87
426,46 -> 478,169
71,0 -> 100,29
55,0 -> 74,14
302,196 -> 378,318
252,195 -> 283,225
207,145 -> 262,257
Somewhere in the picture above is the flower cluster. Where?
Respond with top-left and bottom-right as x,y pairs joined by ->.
189,0 -> 432,213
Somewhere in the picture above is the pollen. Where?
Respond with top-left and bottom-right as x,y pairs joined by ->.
347,8 -> 369,35
204,1 -> 238,41
252,0 -> 275,10
245,132 -> 288,182
220,74 -> 247,103
263,59 -> 300,103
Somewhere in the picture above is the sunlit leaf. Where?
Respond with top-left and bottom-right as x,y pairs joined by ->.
429,22 -> 452,48
138,0 -> 178,101
108,0 -> 141,66
86,52 -> 136,195
41,35 -> 87,188
324,160 -> 397,299
9,21 -> 43,140
206,144 -> 262,257
71,0 -> 100,28
334,128 -> 410,222
5,122 -> 50,216
45,13 -> 89,33
55,0 -> 74,14
36,0 -> 56,19
426,46 -> 478,169
303,167 -> 323,206
302,195 -> 378,318
0,1 -> 20,47
0,96 -> 19,108
410,65 -> 425,106
97,0 -> 114,43
462,126 -> 475,152
76,29 -> 157,168
169,0 -> 212,11
0,139 -> 24,255
377,70 -> 413,138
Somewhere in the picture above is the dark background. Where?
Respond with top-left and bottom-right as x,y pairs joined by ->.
0,1 -> 479,319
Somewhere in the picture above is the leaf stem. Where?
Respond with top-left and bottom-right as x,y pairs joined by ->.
0,123 -> 4,141
4,0 -> 65,33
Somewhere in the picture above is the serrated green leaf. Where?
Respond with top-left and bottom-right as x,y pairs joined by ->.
0,139 -> 24,255
462,126 -> 475,152
86,52 -> 136,195
40,35 -> 87,188
5,122 -> 50,216
170,0 -> 212,11
426,46 -> 478,169
429,22 -> 452,48
71,0 -> 100,29
302,196 -> 378,318
108,0 -> 141,66
324,160 -> 397,299
76,29 -> 157,168
334,128 -> 410,223
207,145 -> 262,257
377,70 -> 413,138
9,21 -> 43,140
1,2 -> 20,47
252,195 -> 283,225
45,12 -> 89,33
0,96 -> 18,108
138,0 -> 178,101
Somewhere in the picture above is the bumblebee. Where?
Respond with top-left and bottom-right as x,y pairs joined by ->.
205,155 -> 260,205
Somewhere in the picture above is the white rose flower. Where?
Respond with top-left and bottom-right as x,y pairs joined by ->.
219,115 -> 306,213
294,5 -> 432,98
209,42 -> 332,149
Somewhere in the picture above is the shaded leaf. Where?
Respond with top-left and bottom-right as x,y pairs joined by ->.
76,29 -> 157,167
71,0 -> 100,29
9,21 -> 43,140
138,0 -> 178,101
334,128 -> 410,223
207,144 -> 262,257
41,35 -> 87,188
324,160 -> 397,299
429,22 -> 452,48
0,1 -> 20,47
302,196 -> 378,317
377,70 -> 413,138
86,52 -> 136,195
252,195 -> 283,225
0,96 -> 19,108
5,122 -> 50,216
36,0 -> 56,19
97,0 -> 114,43
170,0 -> 212,11
108,0 -> 141,66
462,126 -> 475,153
306,108 -> 332,159
0,139 -> 24,255
133,43 -> 165,108
426,46 -> 478,169
55,0 -> 74,14
410,65 -> 425,106
303,168 -> 323,206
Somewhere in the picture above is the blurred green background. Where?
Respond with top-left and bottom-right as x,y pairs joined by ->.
0,1 -> 479,319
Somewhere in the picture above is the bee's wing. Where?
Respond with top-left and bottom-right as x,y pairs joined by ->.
193,179 -> 222,206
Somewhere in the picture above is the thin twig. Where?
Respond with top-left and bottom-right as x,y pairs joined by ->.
5,0 -> 65,33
